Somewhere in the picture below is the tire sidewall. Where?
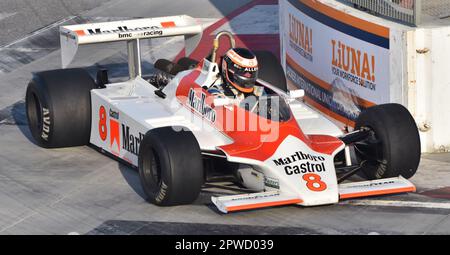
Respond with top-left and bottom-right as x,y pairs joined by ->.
138,127 -> 204,206
355,113 -> 392,179
355,104 -> 421,179
26,78 -> 54,148
25,69 -> 96,148
138,133 -> 173,205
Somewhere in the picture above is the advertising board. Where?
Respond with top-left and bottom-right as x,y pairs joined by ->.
280,0 -> 391,126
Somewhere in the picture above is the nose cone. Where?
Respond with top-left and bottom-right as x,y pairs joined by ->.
263,135 -> 343,206
218,117 -> 308,162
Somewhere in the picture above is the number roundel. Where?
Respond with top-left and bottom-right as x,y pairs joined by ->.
303,173 -> 327,192
99,106 -> 107,141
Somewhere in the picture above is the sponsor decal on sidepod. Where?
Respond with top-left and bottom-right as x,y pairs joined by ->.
187,88 -> 216,123
121,124 -> 144,156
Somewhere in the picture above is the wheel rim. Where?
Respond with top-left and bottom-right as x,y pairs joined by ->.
27,92 -> 43,132
142,148 -> 162,191
354,127 -> 388,178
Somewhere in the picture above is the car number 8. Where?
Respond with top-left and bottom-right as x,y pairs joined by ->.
99,106 -> 107,141
303,173 -> 327,192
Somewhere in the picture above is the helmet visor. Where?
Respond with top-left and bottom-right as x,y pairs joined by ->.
229,67 -> 258,89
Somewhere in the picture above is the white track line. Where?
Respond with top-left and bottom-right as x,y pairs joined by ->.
343,200 -> 450,210
0,12 -> 16,21
0,16 -> 76,49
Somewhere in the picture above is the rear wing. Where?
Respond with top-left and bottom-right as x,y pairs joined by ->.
59,15 -> 203,77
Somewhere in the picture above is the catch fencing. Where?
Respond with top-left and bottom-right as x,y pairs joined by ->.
340,0 -> 421,26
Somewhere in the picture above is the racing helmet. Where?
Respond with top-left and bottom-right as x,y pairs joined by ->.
222,48 -> 259,93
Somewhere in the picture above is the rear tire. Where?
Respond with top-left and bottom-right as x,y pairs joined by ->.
25,68 -> 96,148
254,51 -> 287,92
138,127 -> 204,206
177,57 -> 199,71
154,59 -> 185,76
355,103 -> 421,179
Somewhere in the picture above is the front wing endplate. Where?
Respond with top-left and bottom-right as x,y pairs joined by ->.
211,191 -> 302,213
339,176 -> 416,200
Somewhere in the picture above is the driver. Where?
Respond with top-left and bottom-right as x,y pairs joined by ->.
208,48 -> 265,104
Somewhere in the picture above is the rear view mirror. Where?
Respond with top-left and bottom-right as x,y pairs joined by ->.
288,89 -> 305,99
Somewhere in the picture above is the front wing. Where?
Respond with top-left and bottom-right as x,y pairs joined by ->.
212,176 -> 415,213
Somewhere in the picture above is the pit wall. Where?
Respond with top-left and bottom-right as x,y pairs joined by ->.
279,0 -> 448,153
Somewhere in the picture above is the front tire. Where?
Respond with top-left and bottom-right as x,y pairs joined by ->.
25,68 -> 96,148
138,127 -> 204,206
355,103 -> 421,179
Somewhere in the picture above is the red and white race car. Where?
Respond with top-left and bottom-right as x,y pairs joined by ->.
25,16 -> 421,213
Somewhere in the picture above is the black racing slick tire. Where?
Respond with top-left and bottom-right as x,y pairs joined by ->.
154,59 -> 185,76
254,51 -> 287,92
138,127 -> 204,206
25,68 -> 96,148
355,103 -> 421,179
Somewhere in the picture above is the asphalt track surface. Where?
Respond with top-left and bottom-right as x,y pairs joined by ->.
1,0 -> 450,235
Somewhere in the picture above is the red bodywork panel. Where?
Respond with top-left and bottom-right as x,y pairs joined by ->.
176,67 -> 344,161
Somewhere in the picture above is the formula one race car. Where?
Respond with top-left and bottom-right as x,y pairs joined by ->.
25,16 -> 421,213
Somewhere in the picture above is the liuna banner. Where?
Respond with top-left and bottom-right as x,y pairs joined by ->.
280,0 -> 390,126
